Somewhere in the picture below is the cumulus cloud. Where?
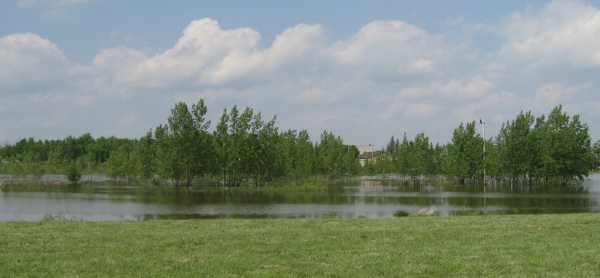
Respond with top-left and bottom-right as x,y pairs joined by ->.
3,0 -> 600,145
437,76 -> 493,99
496,0 -> 600,70
112,19 -> 327,90
451,91 -> 517,124
0,33 -> 69,92
405,103 -> 440,118
409,59 -> 434,73
115,18 -> 260,88
533,82 -> 592,112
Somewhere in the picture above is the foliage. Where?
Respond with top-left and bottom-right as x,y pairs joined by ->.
494,106 -> 595,185
496,111 -> 535,183
133,130 -> 156,182
593,140 -> 600,169
444,121 -> 483,181
41,211 -> 79,221
0,101 -> 595,187
0,133 -> 133,165
66,164 -> 81,183
106,144 -> 135,183
393,210 -> 410,217
315,131 -> 360,179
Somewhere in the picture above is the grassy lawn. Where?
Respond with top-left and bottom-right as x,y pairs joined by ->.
1,214 -> 599,277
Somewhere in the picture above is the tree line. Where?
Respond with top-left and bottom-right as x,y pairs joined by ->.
0,100 -> 597,186
0,100 -> 360,186
374,106 -> 597,186
131,100 -> 360,186
0,133 -> 134,182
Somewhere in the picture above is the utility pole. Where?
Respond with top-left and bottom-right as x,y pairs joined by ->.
480,119 -> 486,192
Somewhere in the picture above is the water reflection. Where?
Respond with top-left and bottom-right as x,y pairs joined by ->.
1,174 -> 599,221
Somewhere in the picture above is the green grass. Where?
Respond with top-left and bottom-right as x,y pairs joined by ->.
1,214 -> 600,277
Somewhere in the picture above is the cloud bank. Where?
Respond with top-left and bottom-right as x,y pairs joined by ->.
1,0 -> 600,147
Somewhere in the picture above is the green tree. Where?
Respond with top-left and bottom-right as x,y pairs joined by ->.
151,100 -> 213,187
386,136 -> 400,154
536,106 -> 595,184
428,143 -> 446,182
66,163 -> 81,183
295,130 -> 315,180
153,124 -> 175,185
410,133 -> 430,181
82,152 -> 97,182
213,108 -> 232,186
107,144 -> 135,183
593,140 -> 600,170
315,131 -> 357,180
134,130 -> 156,182
392,133 -> 411,179
496,111 -> 535,185
444,121 -> 483,183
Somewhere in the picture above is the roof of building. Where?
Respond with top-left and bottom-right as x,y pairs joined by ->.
356,151 -> 389,159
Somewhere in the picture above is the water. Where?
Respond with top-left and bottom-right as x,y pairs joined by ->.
1,174 -> 599,221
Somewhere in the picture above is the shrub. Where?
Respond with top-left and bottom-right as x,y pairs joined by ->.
393,210 -> 410,217
42,211 -> 78,221
67,164 -> 81,183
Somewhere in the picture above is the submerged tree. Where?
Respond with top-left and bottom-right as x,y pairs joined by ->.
133,130 -> 156,182
496,111 -> 535,185
444,121 -> 483,183
535,106 -> 594,184
155,100 -> 212,187
593,140 -> 600,169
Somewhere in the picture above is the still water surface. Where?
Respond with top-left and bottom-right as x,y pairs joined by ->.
1,174 -> 599,221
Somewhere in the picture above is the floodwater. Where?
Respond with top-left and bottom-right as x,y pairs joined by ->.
1,174 -> 599,221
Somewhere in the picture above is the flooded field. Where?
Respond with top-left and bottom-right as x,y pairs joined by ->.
1,174 -> 599,221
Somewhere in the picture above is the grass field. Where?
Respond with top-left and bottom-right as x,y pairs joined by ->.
1,214 -> 599,277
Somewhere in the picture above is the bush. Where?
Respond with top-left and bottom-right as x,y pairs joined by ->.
42,211 -> 78,221
393,210 -> 410,217
67,164 -> 81,183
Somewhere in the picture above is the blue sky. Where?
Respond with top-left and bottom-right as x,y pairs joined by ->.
1,0 -> 600,148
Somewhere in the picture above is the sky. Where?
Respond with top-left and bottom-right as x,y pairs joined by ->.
2,0 -> 600,149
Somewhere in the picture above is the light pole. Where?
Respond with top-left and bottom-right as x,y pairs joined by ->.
480,119 -> 486,192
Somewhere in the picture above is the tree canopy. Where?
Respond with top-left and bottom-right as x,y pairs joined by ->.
0,101 -> 595,187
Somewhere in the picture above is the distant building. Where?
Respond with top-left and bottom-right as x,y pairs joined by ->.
357,151 -> 391,166
355,144 -> 375,155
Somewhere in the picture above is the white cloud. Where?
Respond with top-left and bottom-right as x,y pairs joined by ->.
0,33 -> 69,92
3,1 -> 600,146
437,76 -> 493,99
92,46 -> 147,72
331,21 -> 426,64
295,87 -> 339,104
405,103 -> 440,118
118,113 -> 138,128
451,91 -> 516,124
497,0 -> 600,69
117,18 -> 263,88
534,83 -> 563,107
533,82 -> 591,112
409,59 -> 434,73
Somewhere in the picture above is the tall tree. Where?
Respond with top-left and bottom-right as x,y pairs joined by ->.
134,130 -> 156,182
593,140 -> 600,169
163,100 -> 212,187
537,106 -> 594,184
107,144 -> 135,183
444,121 -> 483,183
496,111 -> 535,185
